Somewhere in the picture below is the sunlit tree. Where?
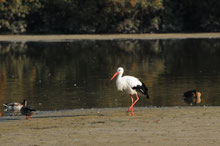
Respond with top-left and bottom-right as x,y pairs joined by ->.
0,0 -> 41,33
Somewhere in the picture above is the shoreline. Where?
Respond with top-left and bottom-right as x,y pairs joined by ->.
0,33 -> 220,42
1,106 -> 220,145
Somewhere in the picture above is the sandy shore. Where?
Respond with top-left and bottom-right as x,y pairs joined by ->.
0,33 -> 220,42
0,107 -> 220,146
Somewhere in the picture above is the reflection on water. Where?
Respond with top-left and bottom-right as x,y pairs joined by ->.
0,39 -> 220,112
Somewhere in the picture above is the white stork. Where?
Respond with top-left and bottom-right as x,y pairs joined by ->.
111,67 -> 150,116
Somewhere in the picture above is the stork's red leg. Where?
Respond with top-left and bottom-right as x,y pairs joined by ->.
128,94 -> 134,113
128,93 -> 139,116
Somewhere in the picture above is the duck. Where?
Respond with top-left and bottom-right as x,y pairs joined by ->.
20,100 -> 36,120
182,90 -> 201,105
3,99 -> 26,112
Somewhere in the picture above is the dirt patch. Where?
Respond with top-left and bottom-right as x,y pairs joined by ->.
0,107 -> 220,146
0,33 -> 220,42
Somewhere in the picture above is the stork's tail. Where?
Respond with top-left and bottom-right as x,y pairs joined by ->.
141,81 -> 150,99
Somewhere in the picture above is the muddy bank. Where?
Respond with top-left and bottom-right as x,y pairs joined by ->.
0,33 -> 220,42
0,107 -> 220,146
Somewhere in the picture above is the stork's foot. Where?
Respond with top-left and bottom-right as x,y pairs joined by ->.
129,112 -> 134,116
128,107 -> 133,112
128,107 -> 134,116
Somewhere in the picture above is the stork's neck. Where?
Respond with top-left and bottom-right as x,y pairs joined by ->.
116,72 -> 123,81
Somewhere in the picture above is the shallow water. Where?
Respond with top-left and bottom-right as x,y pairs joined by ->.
0,39 -> 220,112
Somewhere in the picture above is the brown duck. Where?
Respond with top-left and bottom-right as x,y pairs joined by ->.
182,90 -> 201,105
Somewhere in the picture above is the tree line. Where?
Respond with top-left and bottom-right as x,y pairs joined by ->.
0,0 -> 220,34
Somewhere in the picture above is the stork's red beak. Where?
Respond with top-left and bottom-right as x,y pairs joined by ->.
111,71 -> 119,80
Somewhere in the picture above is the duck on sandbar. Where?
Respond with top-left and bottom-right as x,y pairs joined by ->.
20,100 -> 36,120
182,90 -> 201,105
3,99 -> 26,112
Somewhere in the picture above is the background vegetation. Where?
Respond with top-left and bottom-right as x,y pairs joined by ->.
0,0 -> 220,34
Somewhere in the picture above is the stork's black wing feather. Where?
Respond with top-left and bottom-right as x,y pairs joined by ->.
132,81 -> 150,99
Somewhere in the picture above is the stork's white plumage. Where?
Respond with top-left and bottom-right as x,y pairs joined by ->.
111,67 -> 150,116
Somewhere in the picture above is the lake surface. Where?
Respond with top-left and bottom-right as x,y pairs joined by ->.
0,39 -> 220,112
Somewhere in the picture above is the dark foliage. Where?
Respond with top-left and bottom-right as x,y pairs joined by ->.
0,0 -> 220,34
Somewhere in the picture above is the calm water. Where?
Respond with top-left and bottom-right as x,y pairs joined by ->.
0,39 -> 220,112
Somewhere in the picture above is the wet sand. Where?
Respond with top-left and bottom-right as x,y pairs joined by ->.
0,107 -> 220,146
0,33 -> 220,42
